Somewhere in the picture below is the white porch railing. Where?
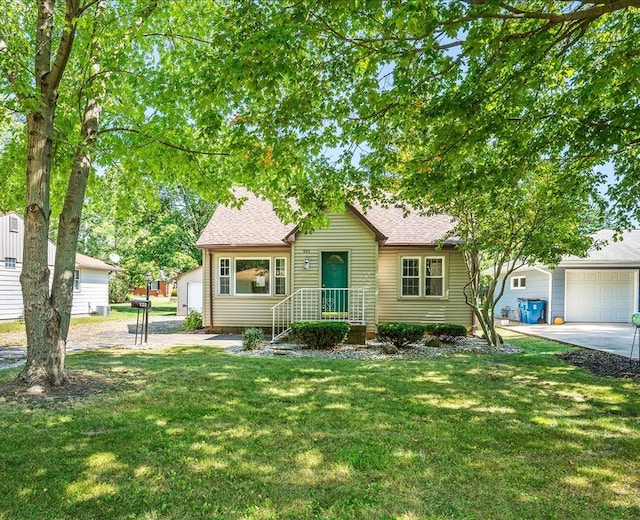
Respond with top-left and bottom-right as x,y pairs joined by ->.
271,288 -> 366,342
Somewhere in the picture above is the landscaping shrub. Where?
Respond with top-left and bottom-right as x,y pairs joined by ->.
424,323 -> 467,338
243,328 -> 265,350
290,321 -> 350,349
377,322 -> 426,348
183,310 -> 203,331
108,275 -> 129,304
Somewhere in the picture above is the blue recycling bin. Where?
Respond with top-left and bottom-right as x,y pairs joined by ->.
517,298 -> 547,324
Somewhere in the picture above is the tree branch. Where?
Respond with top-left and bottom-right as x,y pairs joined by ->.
97,126 -> 231,156
47,0 -> 80,97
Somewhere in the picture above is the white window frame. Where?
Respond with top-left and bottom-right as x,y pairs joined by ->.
510,275 -> 527,290
274,257 -> 287,296
73,269 -> 80,291
9,216 -> 18,233
234,257 -> 271,296
424,256 -> 445,297
218,257 -> 230,295
4,257 -> 16,269
400,257 -> 421,297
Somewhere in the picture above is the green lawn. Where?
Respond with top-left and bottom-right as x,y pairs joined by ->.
0,337 -> 638,519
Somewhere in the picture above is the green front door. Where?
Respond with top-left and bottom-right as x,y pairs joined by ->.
321,252 -> 348,316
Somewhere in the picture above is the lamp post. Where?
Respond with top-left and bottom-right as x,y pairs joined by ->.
145,271 -> 152,344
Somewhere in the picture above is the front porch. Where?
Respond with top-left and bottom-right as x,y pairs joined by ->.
271,288 -> 366,342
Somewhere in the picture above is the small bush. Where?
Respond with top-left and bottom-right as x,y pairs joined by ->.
377,322 -> 426,348
291,321 -> 350,349
423,323 -> 467,338
171,289 -> 177,297
183,310 -> 203,331
243,328 -> 265,350
108,275 -> 129,304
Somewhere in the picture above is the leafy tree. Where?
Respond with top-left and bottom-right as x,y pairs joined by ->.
0,1 -> 320,387
201,1 -> 637,345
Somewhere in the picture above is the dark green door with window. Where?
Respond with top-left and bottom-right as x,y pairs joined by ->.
321,252 -> 348,316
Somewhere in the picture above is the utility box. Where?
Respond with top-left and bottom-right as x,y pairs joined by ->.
517,298 -> 546,324
96,305 -> 110,316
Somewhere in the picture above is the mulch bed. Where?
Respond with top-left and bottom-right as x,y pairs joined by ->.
557,349 -> 640,382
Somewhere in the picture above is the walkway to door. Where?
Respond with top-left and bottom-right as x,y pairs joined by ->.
504,322 -> 639,359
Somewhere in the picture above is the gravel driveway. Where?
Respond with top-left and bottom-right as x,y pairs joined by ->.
0,316 -> 240,370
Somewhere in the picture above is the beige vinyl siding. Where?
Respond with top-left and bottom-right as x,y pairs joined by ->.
206,248 -> 290,329
378,247 -> 472,327
292,211 -> 378,334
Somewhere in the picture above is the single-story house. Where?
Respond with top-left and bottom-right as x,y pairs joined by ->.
176,266 -> 203,316
494,229 -> 640,324
196,190 -> 473,339
0,212 -> 120,321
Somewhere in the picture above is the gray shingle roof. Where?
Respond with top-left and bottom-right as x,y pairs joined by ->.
561,229 -> 640,265
196,191 -> 455,248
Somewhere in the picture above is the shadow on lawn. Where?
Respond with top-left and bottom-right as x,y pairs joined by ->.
0,344 -> 638,519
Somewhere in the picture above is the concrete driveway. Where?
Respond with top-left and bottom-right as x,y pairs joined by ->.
504,322 -> 640,359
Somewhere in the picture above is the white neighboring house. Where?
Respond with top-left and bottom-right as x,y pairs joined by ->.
176,266 -> 203,316
494,229 -> 640,324
0,212 -> 120,321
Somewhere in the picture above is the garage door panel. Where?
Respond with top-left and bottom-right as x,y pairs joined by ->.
566,270 -> 635,322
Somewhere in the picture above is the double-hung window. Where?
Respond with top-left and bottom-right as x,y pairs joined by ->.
274,258 -> 286,296
425,257 -> 444,296
401,257 -> 421,296
73,270 -> 80,290
401,256 -> 445,297
4,257 -> 16,269
218,258 -> 230,295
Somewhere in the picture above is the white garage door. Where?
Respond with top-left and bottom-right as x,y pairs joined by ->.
187,282 -> 203,313
565,270 -> 636,322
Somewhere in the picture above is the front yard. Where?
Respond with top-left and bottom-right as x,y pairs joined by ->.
0,336 -> 638,519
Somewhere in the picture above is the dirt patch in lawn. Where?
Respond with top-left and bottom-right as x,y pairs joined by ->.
0,370 -> 128,409
557,349 -> 640,382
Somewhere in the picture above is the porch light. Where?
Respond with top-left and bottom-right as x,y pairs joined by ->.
304,257 -> 310,270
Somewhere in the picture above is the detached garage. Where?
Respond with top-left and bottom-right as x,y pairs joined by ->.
495,229 -> 640,324
176,266 -> 203,316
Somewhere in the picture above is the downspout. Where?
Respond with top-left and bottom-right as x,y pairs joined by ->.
209,250 -> 214,328
533,266 -> 552,324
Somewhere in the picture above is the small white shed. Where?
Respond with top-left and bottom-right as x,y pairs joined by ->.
176,266 -> 203,316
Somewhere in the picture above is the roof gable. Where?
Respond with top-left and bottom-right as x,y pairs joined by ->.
197,191 -> 455,249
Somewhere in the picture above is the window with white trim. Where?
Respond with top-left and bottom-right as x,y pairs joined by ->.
9,216 -> 18,233
235,258 -> 270,295
401,257 -> 421,296
218,258 -> 230,295
4,257 -> 16,269
275,257 -> 286,296
510,275 -> 526,289
73,270 -> 80,290
425,257 -> 444,296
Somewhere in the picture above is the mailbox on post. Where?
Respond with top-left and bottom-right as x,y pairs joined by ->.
131,299 -> 152,344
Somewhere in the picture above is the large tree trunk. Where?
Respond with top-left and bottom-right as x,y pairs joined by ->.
18,106 -> 68,387
17,0 -> 85,387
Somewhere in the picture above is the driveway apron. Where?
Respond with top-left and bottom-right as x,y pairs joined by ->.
503,322 -> 639,359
